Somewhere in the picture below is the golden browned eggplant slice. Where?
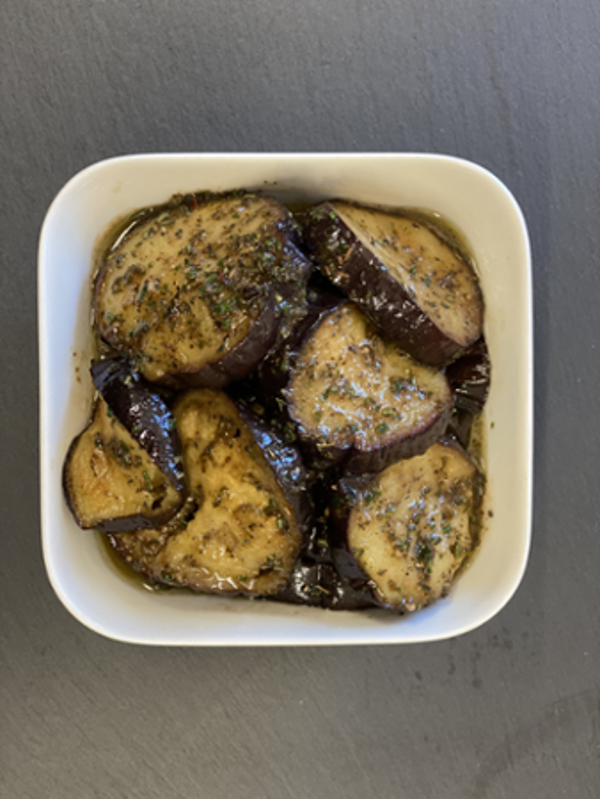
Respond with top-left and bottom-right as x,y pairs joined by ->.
285,302 -> 452,473
334,439 -> 484,612
63,398 -> 184,531
302,201 -> 483,367
94,192 -> 312,387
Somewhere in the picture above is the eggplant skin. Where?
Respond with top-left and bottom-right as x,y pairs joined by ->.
445,407 -> 475,450
301,202 -> 483,368
445,337 -> 491,414
63,398 -> 185,532
91,358 -> 185,492
236,402 -> 313,541
330,439 -> 485,612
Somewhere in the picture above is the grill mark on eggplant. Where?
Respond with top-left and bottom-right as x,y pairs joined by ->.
302,201 -> 483,367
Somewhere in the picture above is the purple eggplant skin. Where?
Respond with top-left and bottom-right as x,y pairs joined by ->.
320,562 -> 378,611
301,203 -> 481,368
274,559 -> 377,610
343,409 -> 451,476
272,478 -> 376,610
445,407 -> 475,450
235,402 -> 313,542
273,558 -> 324,606
327,474 -> 379,599
445,337 -> 491,414
91,358 -> 185,492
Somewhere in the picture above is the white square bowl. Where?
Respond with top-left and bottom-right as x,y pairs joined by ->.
39,153 -> 532,645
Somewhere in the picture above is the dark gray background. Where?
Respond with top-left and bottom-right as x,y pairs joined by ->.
2,1 -> 599,796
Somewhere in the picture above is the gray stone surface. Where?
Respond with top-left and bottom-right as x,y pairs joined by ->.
1,1 -> 599,796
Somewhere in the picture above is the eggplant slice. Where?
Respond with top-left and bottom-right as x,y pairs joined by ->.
285,302 -> 452,473
94,192 -> 312,387
335,439 -> 484,612
91,357 -> 185,491
109,390 -> 306,596
64,398 -> 185,531
302,201 -> 483,367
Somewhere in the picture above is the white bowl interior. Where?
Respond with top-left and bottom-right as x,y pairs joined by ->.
39,154 -> 532,644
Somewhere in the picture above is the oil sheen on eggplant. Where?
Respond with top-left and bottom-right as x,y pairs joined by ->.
94,192 -> 312,388
69,189 -> 490,616
301,201 -> 483,367
443,337 -> 491,449
63,397 -> 184,531
91,357 -> 185,491
108,390 -> 306,595
331,439 -> 484,612
284,302 -> 452,473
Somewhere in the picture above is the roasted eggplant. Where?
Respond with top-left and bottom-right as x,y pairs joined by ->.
302,201 -> 483,367
109,390 -> 308,595
94,192 -> 312,387
65,188 -> 491,616
63,398 -> 185,531
91,357 -> 185,491
331,439 -> 484,612
283,302 -> 452,473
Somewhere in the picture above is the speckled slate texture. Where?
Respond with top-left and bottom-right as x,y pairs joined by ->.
1,1 -> 599,797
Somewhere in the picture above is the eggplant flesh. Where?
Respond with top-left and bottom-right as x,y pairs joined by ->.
258,287 -> 342,406
302,201 -> 483,367
335,439 -> 483,612
109,390 -> 305,596
63,398 -> 184,531
286,302 -> 452,473
91,357 -> 185,491
94,192 -> 311,387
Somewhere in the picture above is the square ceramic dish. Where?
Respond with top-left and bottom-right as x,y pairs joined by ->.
39,153 -> 532,645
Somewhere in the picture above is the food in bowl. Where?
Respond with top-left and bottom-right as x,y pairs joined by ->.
63,189 -> 490,615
